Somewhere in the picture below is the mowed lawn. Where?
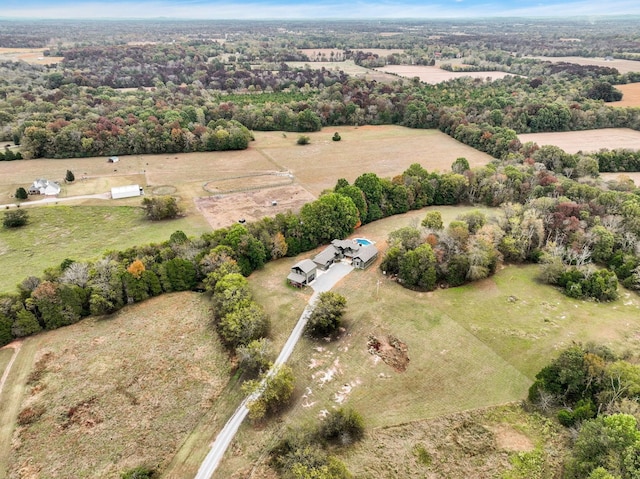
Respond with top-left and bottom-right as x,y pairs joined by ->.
216,206 -> 640,477
4,293 -> 230,479
0,205 -> 211,293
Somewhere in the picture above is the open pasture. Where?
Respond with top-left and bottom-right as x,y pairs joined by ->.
0,205 -> 211,293
529,55 -> 640,74
3,292 -> 229,479
600,172 -> 640,186
377,64 -> 517,84
518,128 -> 640,154
217,206 -> 640,476
611,82 -> 640,107
285,59 -> 398,82
252,126 -> 494,196
0,47 -> 63,65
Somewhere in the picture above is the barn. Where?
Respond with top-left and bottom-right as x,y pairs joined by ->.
111,184 -> 143,199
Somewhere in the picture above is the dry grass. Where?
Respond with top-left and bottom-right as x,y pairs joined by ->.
377,65 -> 518,84
6,292 -> 230,479
0,48 -> 63,65
285,60 -> 398,82
611,82 -> 640,108
528,55 -> 640,74
345,404 -> 568,479
518,128 -> 640,154
254,126 -> 493,196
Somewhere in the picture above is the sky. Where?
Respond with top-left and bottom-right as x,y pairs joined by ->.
2,0 -> 640,20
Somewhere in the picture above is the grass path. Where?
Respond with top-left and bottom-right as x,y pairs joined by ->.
0,337 -> 41,479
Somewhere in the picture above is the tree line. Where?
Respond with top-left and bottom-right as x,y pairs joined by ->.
529,343 -> 640,479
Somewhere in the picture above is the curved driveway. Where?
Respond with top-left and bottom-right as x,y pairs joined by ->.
194,262 -> 353,479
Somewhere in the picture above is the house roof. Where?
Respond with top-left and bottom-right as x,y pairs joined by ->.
313,246 -> 338,265
287,272 -> 307,284
293,259 -> 317,274
354,245 -> 378,262
331,239 -> 360,251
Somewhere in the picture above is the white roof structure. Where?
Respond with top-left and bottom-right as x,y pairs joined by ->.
111,184 -> 142,199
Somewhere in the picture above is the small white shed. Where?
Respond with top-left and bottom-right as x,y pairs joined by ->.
108,156 -> 120,163
111,184 -> 142,199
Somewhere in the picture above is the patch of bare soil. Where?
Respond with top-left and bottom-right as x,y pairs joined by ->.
195,184 -> 316,230
491,424 -> 534,452
367,334 -> 410,372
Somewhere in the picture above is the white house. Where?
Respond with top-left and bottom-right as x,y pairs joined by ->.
28,179 -> 61,196
111,184 -> 143,199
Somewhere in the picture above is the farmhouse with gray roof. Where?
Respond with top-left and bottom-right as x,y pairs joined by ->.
312,239 -> 379,271
287,259 -> 317,287
352,244 -> 379,269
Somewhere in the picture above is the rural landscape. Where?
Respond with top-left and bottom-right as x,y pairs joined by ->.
1,13 -> 640,479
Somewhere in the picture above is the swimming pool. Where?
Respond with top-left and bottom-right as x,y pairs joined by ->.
354,238 -> 373,246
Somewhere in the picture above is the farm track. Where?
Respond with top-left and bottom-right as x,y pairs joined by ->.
0,338 -> 40,479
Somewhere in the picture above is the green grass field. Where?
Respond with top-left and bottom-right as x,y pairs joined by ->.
0,205 -> 211,293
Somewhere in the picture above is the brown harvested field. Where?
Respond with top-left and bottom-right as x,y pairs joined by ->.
195,184 -> 316,229
0,48 -> 63,65
285,60 -> 398,83
529,55 -> 640,74
611,82 -> 640,107
376,64 -> 517,84
518,128 -> 640,154
252,126 -> 493,196
5,292 -> 230,479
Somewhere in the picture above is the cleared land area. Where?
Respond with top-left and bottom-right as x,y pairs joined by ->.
285,60 -> 398,82
215,206 -> 640,477
611,82 -> 640,107
0,48 -> 63,65
5,293 -> 230,479
0,205 -> 211,293
376,64 -> 517,84
529,55 -> 640,74
518,128 -> 640,154
601,172 -> 640,186
251,126 -> 493,196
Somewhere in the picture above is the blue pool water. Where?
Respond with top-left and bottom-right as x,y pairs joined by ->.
355,238 -> 372,246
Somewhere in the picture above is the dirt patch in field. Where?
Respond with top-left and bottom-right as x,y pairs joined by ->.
611,82 -> 640,108
518,128 -> 640,154
195,184 -> 316,229
491,424 -> 534,452
367,334 -> 410,372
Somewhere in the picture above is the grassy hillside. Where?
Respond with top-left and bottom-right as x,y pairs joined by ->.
0,205 -> 210,293
4,293 -> 229,479
215,207 -> 640,478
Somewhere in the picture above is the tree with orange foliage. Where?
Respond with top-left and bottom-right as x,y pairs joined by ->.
127,259 -> 145,279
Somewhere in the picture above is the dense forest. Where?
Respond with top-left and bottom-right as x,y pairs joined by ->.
2,18 -> 640,161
